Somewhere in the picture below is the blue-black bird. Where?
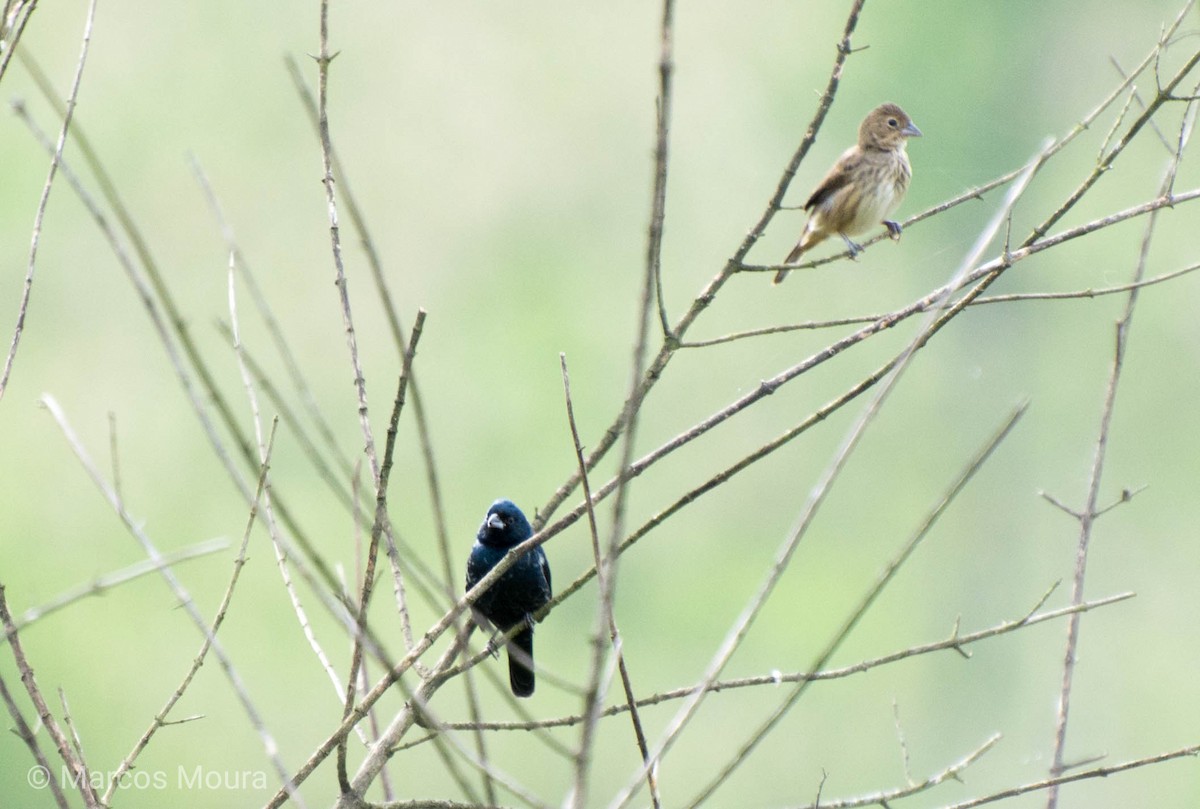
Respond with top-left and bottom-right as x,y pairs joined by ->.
465,499 -> 552,697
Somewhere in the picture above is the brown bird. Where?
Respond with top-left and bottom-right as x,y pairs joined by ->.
774,103 -> 921,284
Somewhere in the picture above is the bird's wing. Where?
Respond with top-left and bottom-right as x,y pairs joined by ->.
804,146 -> 861,211
465,546 -> 487,590
539,548 -> 552,597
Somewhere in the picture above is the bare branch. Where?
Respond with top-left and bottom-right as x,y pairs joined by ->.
945,742 -> 1200,808
788,733 -> 1002,809
101,421 -> 283,804
12,539 -> 228,631
438,590 -> 1135,736
1045,76 -> 1199,809
13,59 -> 357,629
535,0 -> 870,529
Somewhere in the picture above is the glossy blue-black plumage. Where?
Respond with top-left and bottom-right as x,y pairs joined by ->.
465,499 -> 551,697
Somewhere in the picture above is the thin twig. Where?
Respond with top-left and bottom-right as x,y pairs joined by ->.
1111,55 -> 1176,152
0,585 -> 99,808
339,311 -> 427,791
892,700 -> 913,786
57,689 -> 93,795
945,742 -> 1200,809
107,412 -> 122,503
561,355 -> 658,809
228,248 -> 373,758
786,733 -> 1002,809
314,0 -> 377,483
604,0 -> 678,632
0,0 -> 96,403
683,261 -> 1200,347
1097,84 -> 1138,159
649,0 -> 676,338
459,665 -> 497,807
364,796 -> 516,801
12,538 -> 228,631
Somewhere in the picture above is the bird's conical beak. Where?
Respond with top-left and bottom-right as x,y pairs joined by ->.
903,121 -> 922,138
486,514 -> 505,531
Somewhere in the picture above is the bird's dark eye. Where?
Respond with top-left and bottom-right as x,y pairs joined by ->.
887,118 -> 898,127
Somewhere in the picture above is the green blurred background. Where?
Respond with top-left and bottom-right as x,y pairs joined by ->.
2,1 -> 1199,806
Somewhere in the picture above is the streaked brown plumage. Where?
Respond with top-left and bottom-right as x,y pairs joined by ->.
774,103 -> 921,285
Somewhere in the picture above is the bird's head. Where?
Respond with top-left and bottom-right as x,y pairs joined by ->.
478,499 -> 533,548
859,103 -> 922,151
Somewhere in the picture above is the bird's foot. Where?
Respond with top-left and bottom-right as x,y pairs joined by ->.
484,634 -> 501,659
842,235 -> 863,260
884,220 -> 903,241
522,612 -> 537,630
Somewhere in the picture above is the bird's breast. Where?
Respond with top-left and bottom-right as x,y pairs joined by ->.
839,153 -> 910,235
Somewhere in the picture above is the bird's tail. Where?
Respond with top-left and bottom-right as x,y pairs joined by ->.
774,238 -> 810,284
508,626 -> 535,698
